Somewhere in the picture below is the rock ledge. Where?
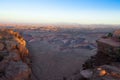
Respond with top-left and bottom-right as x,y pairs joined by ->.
0,29 -> 31,80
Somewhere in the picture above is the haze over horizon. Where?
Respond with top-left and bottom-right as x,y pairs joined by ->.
0,0 -> 120,24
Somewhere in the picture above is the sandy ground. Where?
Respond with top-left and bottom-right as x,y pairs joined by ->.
28,40 -> 95,80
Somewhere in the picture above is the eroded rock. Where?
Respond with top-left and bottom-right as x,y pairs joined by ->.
80,69 -> 93,79
0,29 -> 31,80
69,30 -> 120,80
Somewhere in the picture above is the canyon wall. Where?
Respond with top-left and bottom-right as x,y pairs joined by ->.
0,29 -> 31,80
68,30 -> 120,80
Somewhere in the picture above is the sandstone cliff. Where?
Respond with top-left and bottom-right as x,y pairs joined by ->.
0,29 -> 31,80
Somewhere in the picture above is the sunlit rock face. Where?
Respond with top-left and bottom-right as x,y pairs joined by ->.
0,29 -> 31,80
113,29 -> 120,38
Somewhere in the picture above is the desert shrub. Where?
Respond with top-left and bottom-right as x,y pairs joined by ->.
107,33 -> 113,37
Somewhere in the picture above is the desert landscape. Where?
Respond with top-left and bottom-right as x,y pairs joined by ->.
0,0 -> 120,80
0,24 -> 120,80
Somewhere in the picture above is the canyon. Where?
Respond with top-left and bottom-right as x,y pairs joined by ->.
0,25 -> 120,80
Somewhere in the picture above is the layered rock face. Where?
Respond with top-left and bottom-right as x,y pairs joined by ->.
68,30 -> 120,80
81,31 -> 120,80
0,29 -> 31,80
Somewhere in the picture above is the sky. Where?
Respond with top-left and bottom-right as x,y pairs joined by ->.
0,0 -> 120,24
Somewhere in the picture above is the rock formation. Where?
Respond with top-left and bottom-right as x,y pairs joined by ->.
0,29 -> 31,80
68,30 -> 120,80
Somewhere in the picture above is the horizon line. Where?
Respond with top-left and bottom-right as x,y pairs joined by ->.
0,21 -> 120,26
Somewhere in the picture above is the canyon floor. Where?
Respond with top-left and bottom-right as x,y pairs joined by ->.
15,26 -> 117,80
28,40 -> 95,80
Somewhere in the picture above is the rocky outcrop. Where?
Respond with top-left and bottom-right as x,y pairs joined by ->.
68,30 -> 120,80
0,29 -> 31,80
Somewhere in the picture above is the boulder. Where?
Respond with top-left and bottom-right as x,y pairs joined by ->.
80,69 -> 93,79
91,64 -> 120,80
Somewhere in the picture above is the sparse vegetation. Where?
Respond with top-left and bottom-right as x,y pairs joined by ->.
107,32 -> 113,37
